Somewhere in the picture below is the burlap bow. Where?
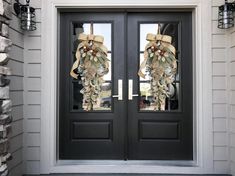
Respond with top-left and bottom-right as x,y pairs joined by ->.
70,33 -> 108,79
138,33 -> 176,79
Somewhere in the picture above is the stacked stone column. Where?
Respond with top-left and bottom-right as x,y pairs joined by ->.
0,0 -> 13,175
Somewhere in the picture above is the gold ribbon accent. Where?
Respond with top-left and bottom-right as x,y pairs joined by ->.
138,33 -> 176,79
70,33 -> 108,79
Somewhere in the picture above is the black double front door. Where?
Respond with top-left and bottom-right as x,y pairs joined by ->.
59,11 -> 193,160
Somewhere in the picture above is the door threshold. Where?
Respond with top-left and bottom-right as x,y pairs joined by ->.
24,173 -> 232,176
57,160 -> 197,167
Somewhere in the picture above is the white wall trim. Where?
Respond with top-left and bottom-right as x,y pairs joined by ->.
41,0 -> 213,174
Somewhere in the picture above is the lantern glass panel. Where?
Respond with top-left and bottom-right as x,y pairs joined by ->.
218,3 -> 234,29
20,5 -> 36,31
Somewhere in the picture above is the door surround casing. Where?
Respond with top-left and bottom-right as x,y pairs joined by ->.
41,0 -> 212,174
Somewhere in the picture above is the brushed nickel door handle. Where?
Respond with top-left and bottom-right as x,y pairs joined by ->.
112,79 -> 123,100
128,79 -> 139,100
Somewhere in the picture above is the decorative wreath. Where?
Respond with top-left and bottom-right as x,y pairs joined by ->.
70,25 -> 110,111
138,30 -> 177,110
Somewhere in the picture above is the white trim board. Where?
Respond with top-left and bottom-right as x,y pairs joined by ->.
40,0 -> 213,174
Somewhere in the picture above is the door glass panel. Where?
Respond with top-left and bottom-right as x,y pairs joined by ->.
139,23 -> 180,111
72,22 -> 112,111
140,24 -> 160,50
83,23 -> 112,51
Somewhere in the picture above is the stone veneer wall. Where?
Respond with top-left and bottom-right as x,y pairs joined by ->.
0,0 -> 13,175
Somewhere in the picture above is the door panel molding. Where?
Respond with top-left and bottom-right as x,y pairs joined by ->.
41,0 -> 213,174
138,120 -> 180,140
71,120 -> 113,140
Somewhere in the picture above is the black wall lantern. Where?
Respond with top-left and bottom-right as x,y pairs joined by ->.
13,0 -> 36,31
218,0 -> 235,29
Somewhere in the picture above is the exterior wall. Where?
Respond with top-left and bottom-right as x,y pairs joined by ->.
212,0 -> 230,173
228,6 -> 235,176
7,0 -> 24,175
23,0 -> 41,174
21,0 -> 231,175
212,1 -> 235,175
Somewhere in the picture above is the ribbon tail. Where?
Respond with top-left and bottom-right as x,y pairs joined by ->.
138,50 -> 148,79
162,43 -> 176,55
70,49 -> 81,79
70,60 -> 79,79
99,44 -> 108,54
138,70 -> 146,79
167,44 -> 176,55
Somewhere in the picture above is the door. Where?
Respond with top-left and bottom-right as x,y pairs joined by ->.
59,11 -> 193,160
59,13 -> 126,159
127,13 -> 193,160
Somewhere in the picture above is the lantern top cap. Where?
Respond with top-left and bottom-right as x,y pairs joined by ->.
219,0 -> 235,11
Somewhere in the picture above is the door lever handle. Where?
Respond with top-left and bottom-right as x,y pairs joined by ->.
128,79 -> 139,100
112,79 -> 123,100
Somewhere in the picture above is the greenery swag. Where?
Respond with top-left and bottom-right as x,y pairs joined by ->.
138,30 -> 177,110
70,26 -> 110,111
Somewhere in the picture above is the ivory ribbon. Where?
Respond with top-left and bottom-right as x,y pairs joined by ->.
70,33 -> 108,79
138,33 -> 176,79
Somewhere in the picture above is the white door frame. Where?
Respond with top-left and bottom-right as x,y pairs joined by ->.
40,0 -> 213,174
